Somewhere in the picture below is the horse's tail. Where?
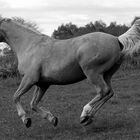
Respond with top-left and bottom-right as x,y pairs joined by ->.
118,33 -> 130,57
118,20 -> 140,57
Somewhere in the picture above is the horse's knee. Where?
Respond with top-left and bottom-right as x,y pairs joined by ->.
101,86 -> 112,98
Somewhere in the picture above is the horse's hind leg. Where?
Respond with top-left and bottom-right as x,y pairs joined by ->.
89,63 -> 121,118
80,72 -> 111,125
80,63 -> 120,126
30,85 -> 58,127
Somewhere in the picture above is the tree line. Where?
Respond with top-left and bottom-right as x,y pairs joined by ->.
52,21 -> 128,39
52,17 -> 140,39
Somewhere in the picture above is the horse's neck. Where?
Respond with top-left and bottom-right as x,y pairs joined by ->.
3,23 -> 40,56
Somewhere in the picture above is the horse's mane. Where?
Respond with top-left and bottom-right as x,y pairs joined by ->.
11,17 -> 41,34
0,17 -> 41,34
118,19 -> 140,56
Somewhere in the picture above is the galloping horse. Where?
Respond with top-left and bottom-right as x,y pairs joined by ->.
0,17 -> 139,128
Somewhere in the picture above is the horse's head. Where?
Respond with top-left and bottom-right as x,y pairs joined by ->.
0,18 -> 11,43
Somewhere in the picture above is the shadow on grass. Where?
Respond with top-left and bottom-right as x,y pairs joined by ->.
25,112 -> 136,140
119,94 -> 131,100
85,114 -> 135,135
108,99 -> 120,105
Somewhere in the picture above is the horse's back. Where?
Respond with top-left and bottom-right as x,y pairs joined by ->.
76,32 -> 122,73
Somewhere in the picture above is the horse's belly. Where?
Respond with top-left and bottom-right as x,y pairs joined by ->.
41,62 -> 86,85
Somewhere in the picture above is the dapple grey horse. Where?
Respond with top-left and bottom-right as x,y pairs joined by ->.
0,17 -> 139,128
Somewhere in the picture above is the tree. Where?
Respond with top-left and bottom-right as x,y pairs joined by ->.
94,20 -> 106,32
52,19 -> 129,39
53,23 -> 78,39
85,22 -> 96,32
109,22 -> 117,29
106,21 -> 129,36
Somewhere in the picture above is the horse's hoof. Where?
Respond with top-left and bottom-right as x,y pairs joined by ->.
80,116 -> 89,124
51,117 -> 58,127
24,117 -> 32,128
80,116 -> 93,126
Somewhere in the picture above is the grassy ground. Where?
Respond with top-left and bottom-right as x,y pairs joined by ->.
0,69 -> 140,140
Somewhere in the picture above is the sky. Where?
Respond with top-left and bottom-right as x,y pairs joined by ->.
0,0 -> 140,36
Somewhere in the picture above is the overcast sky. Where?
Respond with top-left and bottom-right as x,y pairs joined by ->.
0,0 -> 140,36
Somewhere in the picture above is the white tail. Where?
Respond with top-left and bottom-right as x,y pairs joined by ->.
118,19 -> 140,57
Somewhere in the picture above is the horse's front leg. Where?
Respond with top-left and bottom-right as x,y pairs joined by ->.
30,85 -> 58,127
13,73 -> 38,128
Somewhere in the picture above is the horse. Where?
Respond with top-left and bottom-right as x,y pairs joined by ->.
0,17 -> 138,128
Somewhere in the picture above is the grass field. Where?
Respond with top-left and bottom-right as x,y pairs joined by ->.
0,69 -> 140,140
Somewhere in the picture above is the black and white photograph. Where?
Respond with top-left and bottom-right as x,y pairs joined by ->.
0,0 -> 140,139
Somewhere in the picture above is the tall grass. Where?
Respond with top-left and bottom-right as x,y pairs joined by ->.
121,56 -> 140,70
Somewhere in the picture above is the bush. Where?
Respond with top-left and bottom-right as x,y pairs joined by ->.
0,49 -> 19,79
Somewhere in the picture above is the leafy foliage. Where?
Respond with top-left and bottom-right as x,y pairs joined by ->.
0,48 -> 19,79
52,20 -> 129,39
